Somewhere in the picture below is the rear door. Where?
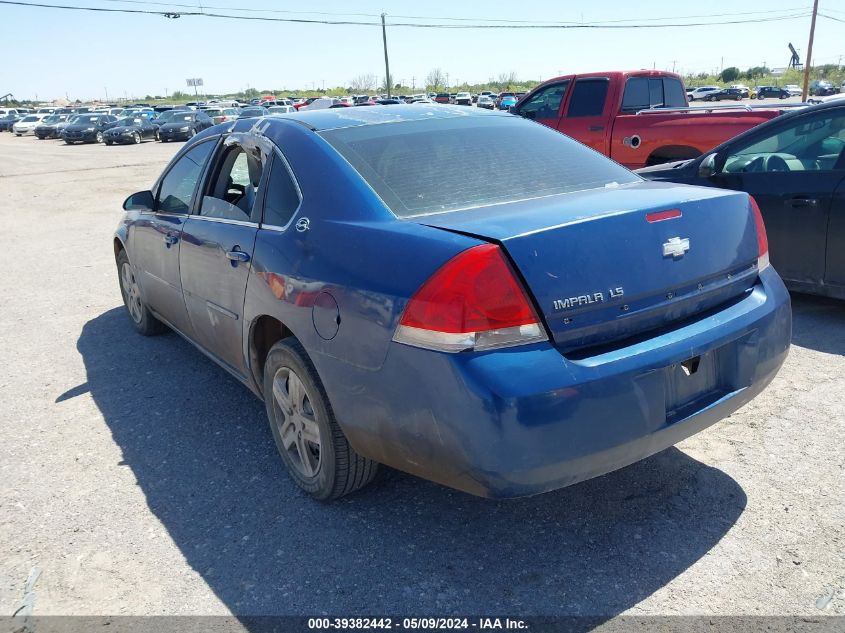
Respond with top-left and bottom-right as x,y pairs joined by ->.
131,138 -> 216,337
558,76 -> 612,154
823,164 -> 845,289
179,136 -> 269,375
709,107 -> 845,287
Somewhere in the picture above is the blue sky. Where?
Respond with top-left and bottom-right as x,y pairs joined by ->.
1,0 -> 843,101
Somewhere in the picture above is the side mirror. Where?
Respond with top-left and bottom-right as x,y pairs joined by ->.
698,153 -> 718,178
508,105 -> 520,115
123,190 -> 155,212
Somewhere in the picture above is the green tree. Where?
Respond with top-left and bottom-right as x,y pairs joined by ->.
719,67 -> 740,83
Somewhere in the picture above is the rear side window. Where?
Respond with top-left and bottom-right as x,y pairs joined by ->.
622,77 -> 687,112
663,78 -> 687,107
567,78 -> 609,117
156,141 -> 215,214
320,116 -> 638,217
261,154 -> 300,227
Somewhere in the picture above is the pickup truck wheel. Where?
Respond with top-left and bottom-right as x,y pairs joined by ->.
264,338 -> 378,500
116,250 -> 166,336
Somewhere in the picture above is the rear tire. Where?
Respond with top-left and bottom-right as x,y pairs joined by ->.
263,338 -> 378,500
116,250 -> 166,336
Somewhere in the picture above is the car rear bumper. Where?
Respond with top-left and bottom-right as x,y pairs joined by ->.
63,132 -> 98,142
322,266 -> 791,498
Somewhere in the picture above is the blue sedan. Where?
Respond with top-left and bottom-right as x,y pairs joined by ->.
115,105 -> 791,500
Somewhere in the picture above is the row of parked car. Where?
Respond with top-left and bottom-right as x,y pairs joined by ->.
0,103 -> 311,145
687,80 -> 844,102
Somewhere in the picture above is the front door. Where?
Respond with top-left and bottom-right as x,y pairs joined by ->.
709,108 -> 845,286
823,174 -> 845,288
131,139 -> 216,336
514,80 -> 570,130
558,76 -> 611,154
179,138 -> 268,375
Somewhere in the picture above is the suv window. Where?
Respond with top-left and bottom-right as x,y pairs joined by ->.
262,154 -> 301,227
566,78 -> 609,117
723,111 -> 845,173
199,144 -> 265,222
518,81 -> 569,120
156,141 -> 215,214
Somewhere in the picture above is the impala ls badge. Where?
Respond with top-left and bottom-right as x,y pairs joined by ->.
663,236 -> 690,258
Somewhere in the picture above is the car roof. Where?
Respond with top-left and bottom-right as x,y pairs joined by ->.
282,103 -> 510,131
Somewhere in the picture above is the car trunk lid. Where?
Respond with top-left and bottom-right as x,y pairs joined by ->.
413,181 -> 760,354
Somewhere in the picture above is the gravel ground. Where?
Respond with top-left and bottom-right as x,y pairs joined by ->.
0,133 -> 842,620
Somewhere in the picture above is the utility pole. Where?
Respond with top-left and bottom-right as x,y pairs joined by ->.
412,76 -> 415,90
802,0 -> 819,102
381,13 -> 391,98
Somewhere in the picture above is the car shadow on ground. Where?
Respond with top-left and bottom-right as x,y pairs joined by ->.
790,293 -> 845,356
70,308 -> 748,621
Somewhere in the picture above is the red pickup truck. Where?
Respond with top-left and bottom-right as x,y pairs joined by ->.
512,70 -> 783,169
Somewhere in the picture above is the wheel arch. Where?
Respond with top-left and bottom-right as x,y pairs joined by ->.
248,314 -> 295,396
646,145 -> 702,167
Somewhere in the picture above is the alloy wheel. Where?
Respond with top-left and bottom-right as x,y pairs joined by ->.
133,132 -> 141,144
96,131 -> 103,143
120,262 -> 143,324
271,366 -> 322,478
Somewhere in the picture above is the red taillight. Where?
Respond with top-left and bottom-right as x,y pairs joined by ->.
394,244 -> 547,353
749,196 -> 769,270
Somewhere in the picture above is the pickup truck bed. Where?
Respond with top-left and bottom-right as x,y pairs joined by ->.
513,70 -> 784,169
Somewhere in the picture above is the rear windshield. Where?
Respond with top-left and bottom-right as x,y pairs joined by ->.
320,116 -> 638,217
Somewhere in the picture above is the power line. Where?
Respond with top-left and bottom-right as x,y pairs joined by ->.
0,0 -> 815,28
92,0 -> 814,24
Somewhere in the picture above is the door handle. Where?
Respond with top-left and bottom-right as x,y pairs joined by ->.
163,234 -> 179,245
589,125 -> 605,132
788,196 -> 819,208
226,250 -> 251,263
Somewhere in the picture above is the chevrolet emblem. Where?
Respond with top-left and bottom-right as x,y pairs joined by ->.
663,237 -> 690,258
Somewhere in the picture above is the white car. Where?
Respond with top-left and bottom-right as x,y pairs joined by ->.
687,86 -> 720,101
784,84 -> 802,96
0,108 -> 19,117
454,92 -> 472,106
267,105 -> 296,115
12,114 -> 47,136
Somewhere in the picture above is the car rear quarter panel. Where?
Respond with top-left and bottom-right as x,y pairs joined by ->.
243,119 -> 479,385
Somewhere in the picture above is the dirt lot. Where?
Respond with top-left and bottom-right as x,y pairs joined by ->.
0,132 -> 843,619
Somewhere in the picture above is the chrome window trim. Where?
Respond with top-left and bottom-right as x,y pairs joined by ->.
186,214 -> 258,228
258,147 -> 304,233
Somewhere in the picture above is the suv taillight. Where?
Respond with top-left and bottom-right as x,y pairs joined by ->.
393,244 -> 548,353
750,196 -> 769,271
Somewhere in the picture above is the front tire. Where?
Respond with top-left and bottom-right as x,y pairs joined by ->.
133,132 -> 141,144
95,131 -> 104,143
116,250 -> 166,336
263,338 -> 378,500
